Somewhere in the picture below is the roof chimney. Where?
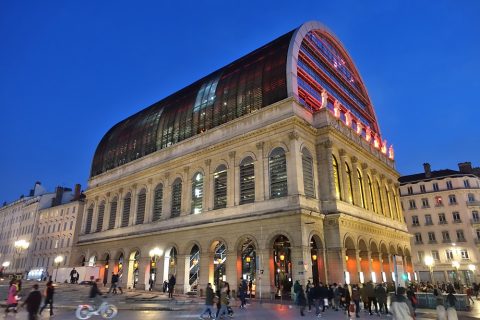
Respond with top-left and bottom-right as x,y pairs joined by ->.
73,184 -> 81,201
53,186 -> 64,206
423,163 -> 432,178
458,162 -> 473,174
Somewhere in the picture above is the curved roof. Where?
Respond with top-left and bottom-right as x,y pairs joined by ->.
91,21 -> 381,177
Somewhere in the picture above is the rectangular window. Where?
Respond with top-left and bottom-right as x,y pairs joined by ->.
457,230 -> 465,242
418,251 -> 424,262
433,183 -> 439,191
407,186 -> 413,195
468,193 -> 476,202
477,229 -> 480,240
446,181 -> 453,190
420,185 -> 426,193
421,198 -> 430,208
452,212 -> 461,223
409,200 -> 417,210
435,196 -> 443,207
449,195 -> 457,205
70,221 -> 73,230
446,250 -> 454,261
464,180 -> 471,188
425,214 -> 433,225
442,231 -> 451,242
412,215 -> 419,226
432,250 -> 440,261
428,232 -> 436,243
438,213 -> 447,224
473,211 -> 480,222
415,233 -> 423,244
461,250 -> 469,259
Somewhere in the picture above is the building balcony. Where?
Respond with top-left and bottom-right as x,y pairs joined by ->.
466,201 -> 480,207
457,238 -> 467,243
428,240 -> 437,244
412,223 -> 420,227
439,221 -> 448,225
453,220 -> 462,224
425,222 -> 434,226
471,219 -> 480,225
435,203 -> 444,207
442,239 -> 452,244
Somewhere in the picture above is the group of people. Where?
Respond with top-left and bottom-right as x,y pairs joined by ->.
161,274 -> 177,298
5,279 -> 55,320
200,280 -> 241,319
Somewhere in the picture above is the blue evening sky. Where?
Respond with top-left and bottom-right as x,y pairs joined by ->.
1,1 -> 479,203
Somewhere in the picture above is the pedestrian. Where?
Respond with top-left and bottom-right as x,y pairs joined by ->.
364,280 -> 378,315
199,283 -> 215,319
333,283 -> 341,311
306,280 -> 313,312
310,282 -> 320,316
216,286 -> 229,319
466,286 -> 475,304
248,279 -> 253,298
5,279 -> 18,314
224,282 -> 234,317
436,295 -> 447,320
351,284 -> 361,318
238,278 -> 247,309
375,282 -> 388,314
168,274 -> 176,299
343,284 -> 352,317
446,290 -> 458,320
473,282 -> 479,299
319,282 -> 329,312
22,284 -> 42,320
70,267 -> 78,284
163,280 -> 168,293
390,286 -> 414,320
89,278 -> 103,308
406,285 -> 417,316
108,273 -> 118,294
39,280 -> 55,316
293,280 -> 300,304
296,284 -> 307,316
103,276 -> 108,287
116,272 -> 124,294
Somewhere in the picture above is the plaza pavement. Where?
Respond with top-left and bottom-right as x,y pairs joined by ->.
1,280 -> 480,319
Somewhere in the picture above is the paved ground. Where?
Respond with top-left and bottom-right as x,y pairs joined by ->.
1,280 -> 479,319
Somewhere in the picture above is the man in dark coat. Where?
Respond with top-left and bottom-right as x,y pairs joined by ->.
22,284 -> 42,320
168,274 -> 176,299
319,283 -> 330,312
39,281 -> 55,316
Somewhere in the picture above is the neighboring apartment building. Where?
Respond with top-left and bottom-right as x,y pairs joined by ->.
29,185 -> 84,280
399,162 -> 480,285
0,182 -> 83,278
74,21 -> 411,295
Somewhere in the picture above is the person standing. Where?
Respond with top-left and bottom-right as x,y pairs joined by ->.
5,279 -> 18,314
39,281 -> 55,316
22,284 -> 42,320
296,284 -> 307,316
168,274 -> 176,299
306,280 -> 313,312
375,283 -> 388,314
70,268 -> 78,284
216,286 -> 229,319
390,287 -> 414,320
351,284 -> 361,318
238,278 -> 247,309
108,273 -> 118,294
364,281 -> 378,315
343,284 -> 352,318
199,283 -> 215,319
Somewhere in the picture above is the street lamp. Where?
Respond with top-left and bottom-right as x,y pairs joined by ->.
469,264 -> 476,285
54,256 -> 64,282
14,240 -> 30,274
424,256 -> 434,284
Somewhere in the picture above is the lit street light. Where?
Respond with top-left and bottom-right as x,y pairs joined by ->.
452,261 -> 460,284
54,255 -> 64,282
14,239 -> 30,275
424,256 -> 434,284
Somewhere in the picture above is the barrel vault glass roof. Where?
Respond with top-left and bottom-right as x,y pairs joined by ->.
91,21 -> 380,177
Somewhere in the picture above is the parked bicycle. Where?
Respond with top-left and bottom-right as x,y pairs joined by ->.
75,300 -> 117,319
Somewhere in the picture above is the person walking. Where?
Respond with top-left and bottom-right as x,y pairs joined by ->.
238,278 -> 247,309
364,281 -> 378,315
216,286 -> 229,319
319,282 -> 329,313
22,284 -> 42,320
333,283 -> 341,311
39,280 -> 55,316
70,268 -> 78,284
5,279 -> 18,314
375,283 -> 388,314
108,273 -> 118,294
296,284 -> 307,316
343,284 -> 352,318
168,274 -> 176,299
199,283 -> 215,319
89,278 -> 103,309
351,284 -> 361,318
306,280 -> 313,312
390,287 -> 414,320
446,290 -> 458,320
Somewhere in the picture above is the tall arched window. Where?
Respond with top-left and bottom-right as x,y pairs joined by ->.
240,157 -> 255,204
136,188 -> 146,225
269,147 -> 288,199
96,201 -> 105,232
302,148 -> 315,198
332,155 -> 342,200
368,175 -> 376,212
377,182 -> 384,215
393,190 -> 400,220
121,193 -> 131,227
108,197 -> 118,229
386,186 -> 393,219
171,178 -> 182,217
357,169 -> 366,208
152,184 -> 163,221
214,165 -> 228,209
191,172 -> 203,214
85,204 -> 94,234
345,162 -> 354,204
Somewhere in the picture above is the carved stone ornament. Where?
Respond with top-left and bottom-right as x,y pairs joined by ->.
288,131 -> 299,141
361,163 -> 368,170
119,188 -> 124,194
379,174 -> 385,180
387,178 -> 393,184
164,172 -> 170,180
256,142 -> 264,150
183,166 -> 189,174
339,149 -> 346,157
324,140 -> 333,149
228,151 -> 236,159
371,169 -> 377,175
147,178 -> 153,184
351,156 -> 358,163
205,159 -> 211,166
106,192 -> 111,197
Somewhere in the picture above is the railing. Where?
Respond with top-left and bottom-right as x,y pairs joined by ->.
414,292 -> 470,311
466,200 -> 480,206
442,239 -> 452,243
470,218 -> 480,225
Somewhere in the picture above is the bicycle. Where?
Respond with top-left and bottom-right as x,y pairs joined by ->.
75,300 -> 118,319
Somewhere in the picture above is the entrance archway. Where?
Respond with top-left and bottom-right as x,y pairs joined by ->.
240,238 -> 256,297
129,251 -> 140,288
213,242 -> 226,289
189,245 -> 200,292
102,253 -> 110,285
88,255 -> 97,267
344,237 -> 357,284
273,235 -> 292,298
163,247 -> 177,283
310,235 -> 324,285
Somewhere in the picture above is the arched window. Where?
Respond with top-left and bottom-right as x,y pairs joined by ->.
332,155 -> 342,200
368,175 -> 376,212
269,147 -> 288,199
240,157 -> 255,204
171,178 -> 182,217
191,172 -> 203,214
377,182 -> 384,215
136,189 -> 146,225
121,193 -> 131,227
393,190 -> 400,221
85,204 -> 94,234
96,201 -> 105,232
108,197 -> 117,230
357,169 -> 366,208
214,165 -> 228,209
345,162 -> 354,204
386,186 -> 393,219
152,184 -> 163,221
302,148 -> 315,198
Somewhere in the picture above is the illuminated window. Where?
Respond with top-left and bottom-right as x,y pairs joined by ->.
214,165 -> 228,209
171,179 -> 182,217
302,148 -> 315,198
121,193 -> 131,227
269,148 -> 288,199
96,201 -> 105,232
435,196 -> 443,206
345,163 -> 354,204
136,189 -> 146,225
152,184 -> 163,221
191,173 -> 203,214
357,169 -> 366,208
239,157 -> 255,204
445,250 -> 454,261
333,156 -> 342,200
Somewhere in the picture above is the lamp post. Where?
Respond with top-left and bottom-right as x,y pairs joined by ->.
14,239 -> 30,275
424,256 -> 434,284
54,256 -> 64,282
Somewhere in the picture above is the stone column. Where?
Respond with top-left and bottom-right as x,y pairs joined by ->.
355,250 -> 362,283
198,249 -> 210,295
227,152 -> 236,207
255,142 -> 266,201
371,170 -> 381,215
291,245 -> 310,286
225,249 -> 238,293
367,252 -> 373,282
203,160 -> 212,211
326,248 -> 346,284
102,194 -> 111,232
255,248 -> 272,301
182,167 -> 191,215
115,189 -> 124,228
144,179 -> 154,223
378,175 -> 387,217
287,131 -> 302,196
322,140 -> 337,201
182,253 -> 191,293
90,198 -> 98,233
130,184 -> 138,226
175,254 -> 187,294
338,149 -> 351,203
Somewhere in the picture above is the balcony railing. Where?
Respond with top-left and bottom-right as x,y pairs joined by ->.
471,219 -> 480,225
466,201 -> 480,207
442,239 -> 452,243
425,221 -> 434,226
